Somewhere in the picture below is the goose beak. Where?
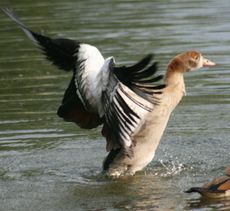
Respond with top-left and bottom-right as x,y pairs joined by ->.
203,57 -> 216,67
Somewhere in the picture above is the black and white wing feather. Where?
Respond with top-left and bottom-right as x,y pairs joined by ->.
2,8 -> 80,71
102,61 -> 155,152
114,54 -> 165,103
102,56 -> 165,154
2,8 -> 106,128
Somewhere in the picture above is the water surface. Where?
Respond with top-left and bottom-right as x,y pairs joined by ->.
0,0 -> 230,210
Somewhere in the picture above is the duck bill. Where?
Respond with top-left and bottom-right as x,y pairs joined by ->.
203,57 -> 216,67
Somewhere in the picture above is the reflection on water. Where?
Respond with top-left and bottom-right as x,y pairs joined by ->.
67,174 -> 187,210
187,197 -> 230,211
0,0 -> 230,210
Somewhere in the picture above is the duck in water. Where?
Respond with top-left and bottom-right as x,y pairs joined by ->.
186,167 -> 230,198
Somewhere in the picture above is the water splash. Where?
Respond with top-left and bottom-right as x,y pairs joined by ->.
153,159 -> 193,177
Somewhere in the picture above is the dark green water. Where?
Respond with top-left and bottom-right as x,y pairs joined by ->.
0,0 -> 229,210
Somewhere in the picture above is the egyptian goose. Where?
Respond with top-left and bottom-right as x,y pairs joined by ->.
186,166 -> 230,198
2,8 -> 216,177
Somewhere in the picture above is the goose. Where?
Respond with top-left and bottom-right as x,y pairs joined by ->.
2,8 -> 216,177
186,166 -> 230,198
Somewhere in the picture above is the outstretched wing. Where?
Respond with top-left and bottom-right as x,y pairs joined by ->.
2,8 -> 80,71
2,8 -> 105,129
3,8 -> 165,139
102,57 -> 165,155
114,54 -> 165,102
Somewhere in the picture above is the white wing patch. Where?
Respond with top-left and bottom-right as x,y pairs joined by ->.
74,44 -> 105,113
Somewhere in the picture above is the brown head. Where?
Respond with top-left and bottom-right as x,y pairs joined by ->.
167,50 -> 216,73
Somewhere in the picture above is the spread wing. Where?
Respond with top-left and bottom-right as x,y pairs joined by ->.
114,54 -> 165,102
102,56 -> 165,156
3,8 -> 166,140
2,8 -> 104,129
2,8 -> 80,71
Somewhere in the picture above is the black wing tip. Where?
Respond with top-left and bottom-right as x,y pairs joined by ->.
185,187 -> 203,193
133,53 -> 154,68
114,53 -> 165,104
119,53 -> 155,73
141,53 -> 154,62
146,53 -> 154,60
